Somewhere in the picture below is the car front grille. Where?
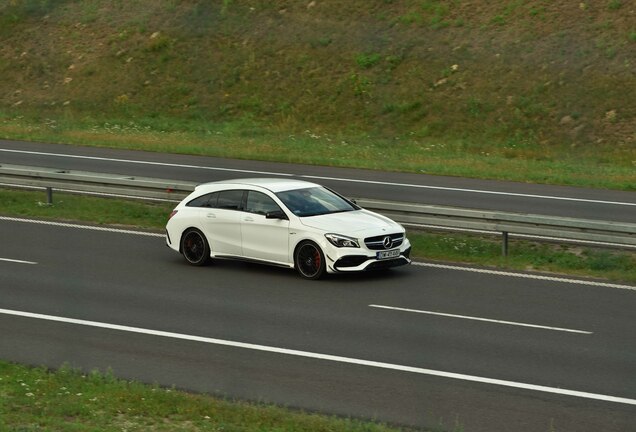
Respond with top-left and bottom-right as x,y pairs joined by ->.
364,233 -> 404,250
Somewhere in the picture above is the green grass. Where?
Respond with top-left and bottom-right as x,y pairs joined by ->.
0,188 -> 173,229
1,113 -> 634,190
2,188 -> 635,284
1,1 -> 635,191
608,0 -> 623,11
410,232 -> 636,283
0,361 -> 408,432
355,52 -> 382,69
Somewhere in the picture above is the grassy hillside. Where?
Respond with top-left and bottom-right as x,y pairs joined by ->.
1,0 -> 635,188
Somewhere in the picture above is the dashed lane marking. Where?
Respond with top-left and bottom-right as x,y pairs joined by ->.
369,304 -> 592,334
0,257 -> 37,265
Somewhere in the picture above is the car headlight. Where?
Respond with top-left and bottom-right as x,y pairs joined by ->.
325,233 -> 360,248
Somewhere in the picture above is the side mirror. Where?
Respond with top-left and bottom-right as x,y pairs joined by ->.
266,210 -> 288,220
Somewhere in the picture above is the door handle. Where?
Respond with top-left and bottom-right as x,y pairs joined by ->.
243,216 -> 254,222
206,213 -> 216,218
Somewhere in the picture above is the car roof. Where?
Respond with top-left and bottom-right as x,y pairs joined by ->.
195,178 -> 321,193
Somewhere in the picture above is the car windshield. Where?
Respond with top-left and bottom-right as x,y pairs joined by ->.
276,187 -> 357,217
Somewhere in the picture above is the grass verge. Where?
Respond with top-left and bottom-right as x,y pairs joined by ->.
1,188 -> 635,284
0,361 -> 408,432
1,114 -> 635,191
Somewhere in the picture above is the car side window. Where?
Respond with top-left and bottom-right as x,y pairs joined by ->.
245,191 -> 281,216
186,192 -> 219,208
216,190 -> 244,210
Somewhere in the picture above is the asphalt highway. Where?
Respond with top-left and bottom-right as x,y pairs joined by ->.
1,218 -> 635,431
1,139 -> 635,222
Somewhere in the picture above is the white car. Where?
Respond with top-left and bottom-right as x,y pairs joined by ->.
165,178 -> 411,279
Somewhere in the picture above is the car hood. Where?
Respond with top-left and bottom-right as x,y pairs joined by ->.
299,209 -> 402,235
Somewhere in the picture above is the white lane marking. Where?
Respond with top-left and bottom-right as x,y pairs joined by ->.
1,216 -> 634,291
0,216 -> 163,237
2,148 -> 635,207
0,307 -> 634,406
0,257 -> 37,265
0,148 -> 293,177
411,262 -> 636,291
369,304 -> 592,334
303,174 -> 636,207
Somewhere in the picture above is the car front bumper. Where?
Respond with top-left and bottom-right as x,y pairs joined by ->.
324,239 -> 412,273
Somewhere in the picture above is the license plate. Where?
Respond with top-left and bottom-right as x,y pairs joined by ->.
376,249 -> 400,260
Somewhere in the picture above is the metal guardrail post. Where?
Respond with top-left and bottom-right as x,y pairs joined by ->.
46,187 -> 53,205
502,231 -> 509,256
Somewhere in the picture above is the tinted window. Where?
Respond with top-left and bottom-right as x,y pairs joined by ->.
186,192 -> 218,208
217,190 -> 244,210
245,191 -> 281,216
276,187 -> 357,217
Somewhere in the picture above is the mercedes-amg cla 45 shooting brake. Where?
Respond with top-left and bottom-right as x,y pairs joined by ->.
165,178 -> 411,279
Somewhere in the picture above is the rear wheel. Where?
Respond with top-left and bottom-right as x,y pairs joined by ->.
181,229 -> 210,266
295,241 -> 326,280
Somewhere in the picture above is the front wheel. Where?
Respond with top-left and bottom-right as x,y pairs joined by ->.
181,229 -> 210,266
295,241 -> 326,280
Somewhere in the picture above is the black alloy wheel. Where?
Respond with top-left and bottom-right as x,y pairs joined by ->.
181,229 -> 210,266
295,241 -> 326,280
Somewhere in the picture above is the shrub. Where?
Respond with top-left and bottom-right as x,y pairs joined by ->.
355,52 -> 381,69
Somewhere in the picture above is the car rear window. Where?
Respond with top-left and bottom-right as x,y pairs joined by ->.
186,192 -> 218,208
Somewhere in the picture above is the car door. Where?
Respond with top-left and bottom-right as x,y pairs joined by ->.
241,191 -> 290,264
200,189 -> 244,256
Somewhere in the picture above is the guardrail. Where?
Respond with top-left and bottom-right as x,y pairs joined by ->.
0,164 -> 195,202
354,199 -> 636,254
1,164 -> 635,255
